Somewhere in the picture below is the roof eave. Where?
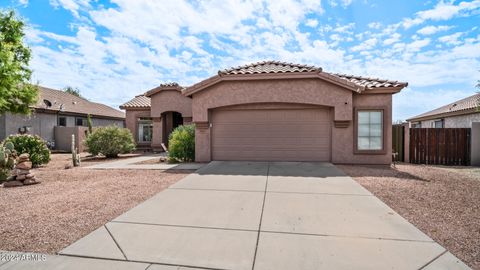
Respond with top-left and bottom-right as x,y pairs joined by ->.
360,86 -> 406,94
407,108 -> 479,122
183,71 -> 367,96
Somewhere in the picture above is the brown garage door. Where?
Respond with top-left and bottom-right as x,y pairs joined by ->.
211,107 -> 331,161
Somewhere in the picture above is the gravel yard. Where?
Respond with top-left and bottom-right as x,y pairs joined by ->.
0,154 -> 192,254
338,163 -> 480,270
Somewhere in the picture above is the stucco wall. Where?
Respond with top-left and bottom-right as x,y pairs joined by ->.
191,78 -> 393,164
332,94 -> 392,164
150,90 -> 192,118
4,112 -> 57,142
124,109 -> 151,146
91,118 -> 125,127
2,112 -> 125,149
54,126 -> 89,152
192,79 -> 352,123
416,113 -> 480,128
444,113 -> 480,128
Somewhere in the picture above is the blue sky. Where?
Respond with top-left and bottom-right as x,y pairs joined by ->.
1,0 -> 480,121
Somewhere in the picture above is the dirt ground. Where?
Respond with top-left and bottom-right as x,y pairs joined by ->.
338,163 -> 480,270
0,153 -> 192,254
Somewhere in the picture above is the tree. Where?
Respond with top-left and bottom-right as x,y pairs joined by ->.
0,10 -> 38,115
63,86 -> 81,97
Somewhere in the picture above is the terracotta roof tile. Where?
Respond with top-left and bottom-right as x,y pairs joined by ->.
328,73 -> 408,89
408,93 -> 480,121
36,87 -> 125,119
145,82 -> 184,97
216,61 -> 407,90
218,61 -> 321,75
119,95 -> 151,109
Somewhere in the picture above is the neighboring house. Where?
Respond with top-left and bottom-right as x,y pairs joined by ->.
407,93 -> 480,128
121,61 -> 408,164
0,86 -> 125,151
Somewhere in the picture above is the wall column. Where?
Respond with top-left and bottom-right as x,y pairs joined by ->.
151,116 -> 164,151
195,121 -> 210,162
471,122 -> 480,166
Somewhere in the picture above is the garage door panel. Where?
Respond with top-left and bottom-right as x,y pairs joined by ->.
212,108 -> 331,161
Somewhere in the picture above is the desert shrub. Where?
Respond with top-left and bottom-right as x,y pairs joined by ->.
85,125 -> 135,158
168,124 -> 195,162
3,134 -> 50,167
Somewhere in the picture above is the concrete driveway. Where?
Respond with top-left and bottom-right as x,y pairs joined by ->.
5,161 -> 469,270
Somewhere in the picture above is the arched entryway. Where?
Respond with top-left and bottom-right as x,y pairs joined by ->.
162,111 -> 183,146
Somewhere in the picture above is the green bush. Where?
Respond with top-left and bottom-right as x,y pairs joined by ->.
3,134 -> 50,167
85,125 -> 135,158
168,124 -> 195,162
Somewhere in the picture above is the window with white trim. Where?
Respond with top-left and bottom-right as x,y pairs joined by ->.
357,111 -> 383,150
137,118 -> 153,143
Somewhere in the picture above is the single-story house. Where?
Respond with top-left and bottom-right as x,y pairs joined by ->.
121,61 -> 408,164
407,93 -> 480,128
0,86 -> 125,151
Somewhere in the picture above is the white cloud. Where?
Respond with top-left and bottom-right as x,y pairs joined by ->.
367,22 -> 382,29
18,0 -> 28,6
438,32 -> 463,45
383,33 -> 401,45
402,0 -> 480,28
405,38 -> 431,52
49,0 -> 91,18
417,25 -> 452,35
328,0 -> 353,8
305,19 -> 318,27
350,37 -> 377,52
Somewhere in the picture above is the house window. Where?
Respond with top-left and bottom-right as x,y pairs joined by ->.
76,117 -> 87,126
58,117 -> 67,127
434,119 -> 444,128
138,118 -> 153,143
357,110 -> 383,151
411,122 -> 421,128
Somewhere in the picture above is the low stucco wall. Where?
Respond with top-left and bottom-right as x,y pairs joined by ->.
54,126 -> 89,152
191,78 -> 393,164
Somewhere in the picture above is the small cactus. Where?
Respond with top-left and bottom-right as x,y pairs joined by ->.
71,134 -> 80,167
0,142 -> 17,182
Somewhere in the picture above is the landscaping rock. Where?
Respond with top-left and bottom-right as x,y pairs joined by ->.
3,154 -> 40,188
3,180 -> 24,188
23,179 -> 39,185
16,161 -> 32,170
14,169 -> 30,175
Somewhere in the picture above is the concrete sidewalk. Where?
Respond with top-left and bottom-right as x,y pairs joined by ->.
2,161 -> 471,270
84,155 -> 206,170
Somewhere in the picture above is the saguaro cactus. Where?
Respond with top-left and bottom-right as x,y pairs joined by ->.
71,134 -> 80,167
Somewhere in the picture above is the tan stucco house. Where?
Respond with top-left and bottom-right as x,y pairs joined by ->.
0,86 -> 125,151
407,93 -> 480,128
121,61 -> 408,164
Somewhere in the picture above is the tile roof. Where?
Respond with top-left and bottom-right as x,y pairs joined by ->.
119,95 -> 151,109
215,61 -> 407,91
329,73 -> 408,89
145,82 -> 183,97
408,93 -> 480,121
36,87 -> 125,119
218,61 -> 321,75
